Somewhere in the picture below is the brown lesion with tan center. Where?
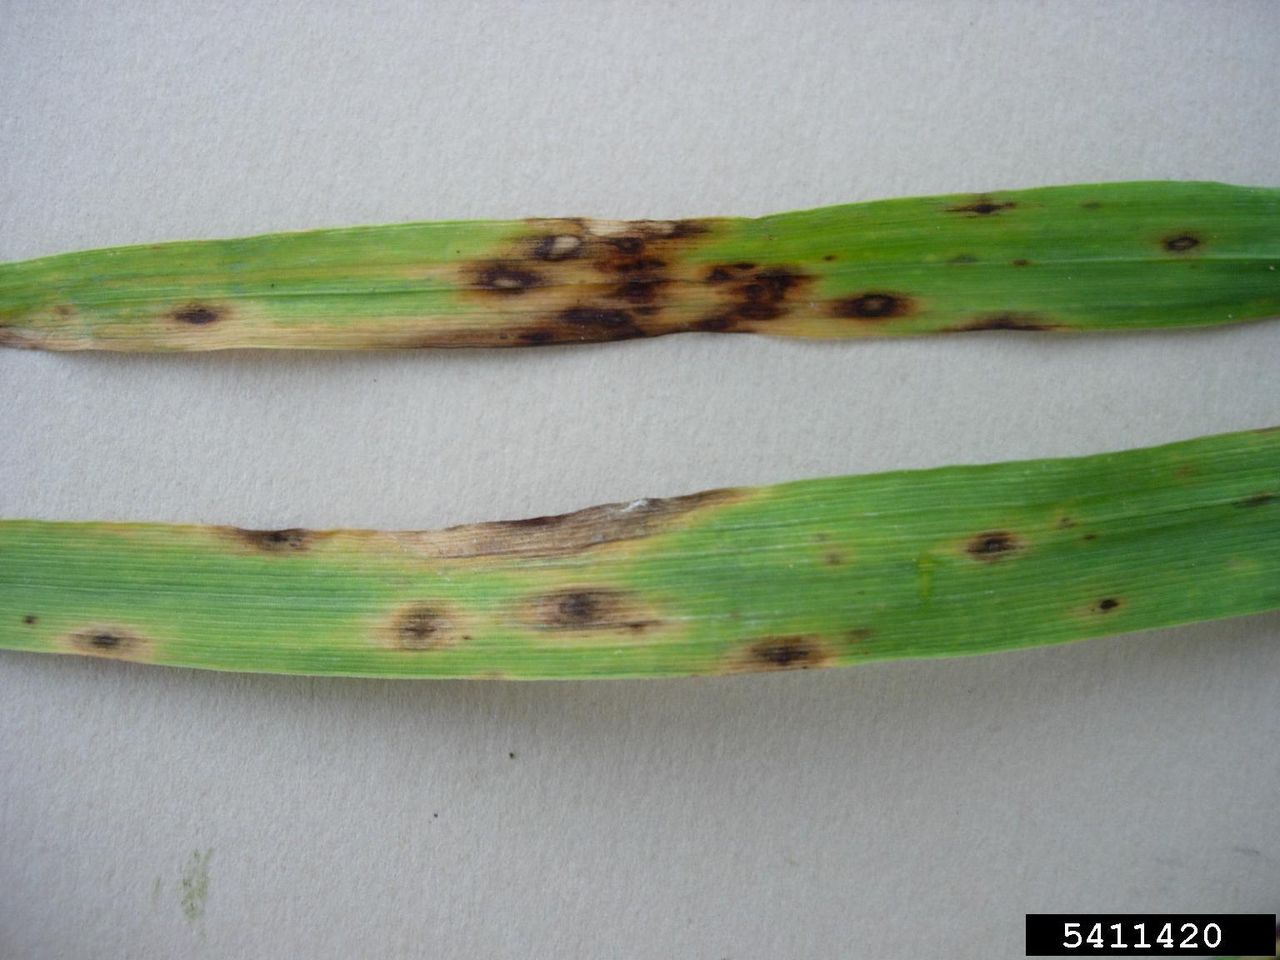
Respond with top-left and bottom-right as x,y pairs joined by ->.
64,626 -> 153,661
723,635 -> 837,673
455,217 -> 834,343
457,217 -> 725,345
386,602 -> 467,651
692,262 -> 817,333
965,530 -> 1023,561
519,588 -> 662,634
170,303 -> 227,326
1162,233 -> 1202,253
829,291 -> 916,322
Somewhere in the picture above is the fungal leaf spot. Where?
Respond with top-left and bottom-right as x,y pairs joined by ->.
560,306 -> 633,328
391,604 -> 459,651
966,531 -> 1022,561
67,626 -> 150,661
235,528 -> 311,552
476,264 -> 544,295
1163,234 -> 1202,253
695,264 -> 814,331
462,215 -> 721,346
831,291 -> 914,321
531,234 -> 583,261
522,588 -> 659,633
172,304 -> 222,326
729,635 -> 836,673
946,198 -> 1016,216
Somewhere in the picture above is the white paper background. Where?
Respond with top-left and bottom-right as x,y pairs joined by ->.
1,2 -> 1277,957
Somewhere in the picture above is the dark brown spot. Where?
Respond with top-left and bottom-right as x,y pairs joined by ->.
606,236 -> 645,255
172,304 -> 221,325
831,292 -> 914,320
68,627 -> 148,659
518,328 -> 557,345
524,589 -> 657,632
476,264 -> 543,294
560,306 -> 631,328
1011,258 -> 1031,267
694,314 -> 735,332
949,254 -> 978,265
394,605 -> 451,651
1236,492 -> 1276,508
824,551 -> 847,566
744,636 -> 833,671
1081,201 -> 1102,210
733,300 -> 775,321
668,219 -> 711,239
558,591 -> 601,625
615,279 -> 663,303
698,265 -> 814,329
958,313 -> 1051,332
822,254 -> 837,262
608,256 -> 666,275
946,199 -> 1015,216
752,268 -> 803,299
23,614 -> 37,625
1163,234 -> 1201,253
966,531 -> 1021,560
1083,533 -> 1098,541
531,234 -> 583,261
1095,597 -> 1121,613
555,306 -> 644,341
236,528 -> 310,551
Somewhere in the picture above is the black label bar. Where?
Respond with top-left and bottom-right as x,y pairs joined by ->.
1025,914 -> 1276,956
